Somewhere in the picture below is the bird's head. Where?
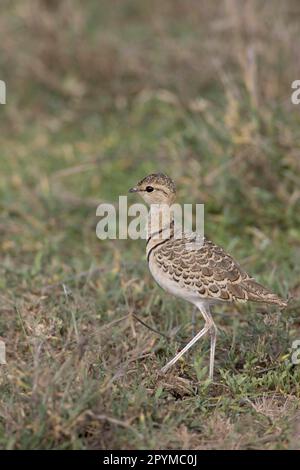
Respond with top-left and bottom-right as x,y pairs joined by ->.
129,173 -> 176,206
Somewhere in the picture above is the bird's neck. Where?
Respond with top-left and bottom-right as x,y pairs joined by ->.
148,204 -> 174,236
146,204 -> 174,260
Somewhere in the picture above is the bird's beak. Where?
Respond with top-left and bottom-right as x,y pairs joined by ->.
129,187 -> 139,193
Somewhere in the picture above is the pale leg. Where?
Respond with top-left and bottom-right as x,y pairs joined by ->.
161,322 -> 210,373
209,324 -> 217,380
161,303 -> 217,380
200,305 -> 217,380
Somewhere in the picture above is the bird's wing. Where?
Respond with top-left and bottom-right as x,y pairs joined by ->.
154,235 -> 287,307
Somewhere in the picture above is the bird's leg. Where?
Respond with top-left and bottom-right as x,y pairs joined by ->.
200,305 -> 217,381
209,323 -> 217,380
161,321 -> 210,374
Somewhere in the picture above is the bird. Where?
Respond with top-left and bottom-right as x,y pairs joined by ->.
129,173 -> 288,380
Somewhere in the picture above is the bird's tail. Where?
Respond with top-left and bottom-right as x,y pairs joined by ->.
242,279 -> 288,309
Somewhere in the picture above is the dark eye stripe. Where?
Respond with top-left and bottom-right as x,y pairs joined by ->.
159,188 -> 169,196
142,186 -> 169,196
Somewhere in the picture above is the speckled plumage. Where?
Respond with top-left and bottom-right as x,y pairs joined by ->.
150,233 -> 287,307
138,173 -> 176,194
129,173 -> 288,379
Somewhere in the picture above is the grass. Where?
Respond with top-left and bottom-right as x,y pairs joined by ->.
0,0 -> 300,450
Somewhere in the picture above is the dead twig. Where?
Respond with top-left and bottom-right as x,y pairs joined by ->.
132,313 -> 170,341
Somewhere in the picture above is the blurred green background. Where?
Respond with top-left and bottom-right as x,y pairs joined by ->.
0,0 -> 300,450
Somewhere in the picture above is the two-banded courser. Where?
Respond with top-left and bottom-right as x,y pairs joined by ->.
129,173 -> 287,380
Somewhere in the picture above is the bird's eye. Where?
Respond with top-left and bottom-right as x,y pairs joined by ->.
146,186 -> 154,192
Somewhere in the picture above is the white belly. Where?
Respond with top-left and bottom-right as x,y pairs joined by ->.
148,257 -> 200,306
